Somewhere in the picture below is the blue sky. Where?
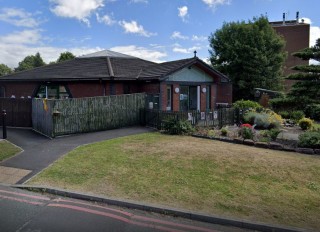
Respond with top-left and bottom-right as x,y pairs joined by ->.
0,0 -> 319,68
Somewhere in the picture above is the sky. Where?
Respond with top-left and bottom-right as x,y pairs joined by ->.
0,0 -> 319,68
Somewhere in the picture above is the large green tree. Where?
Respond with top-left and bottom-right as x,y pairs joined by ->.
287,38 -> 320,105
209,16 -> 286,101
57,51 -> 75,63
15,52 -> 46,72
0,64 -> 12,76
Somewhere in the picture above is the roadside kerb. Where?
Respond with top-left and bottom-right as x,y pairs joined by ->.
13,185 -> 306,232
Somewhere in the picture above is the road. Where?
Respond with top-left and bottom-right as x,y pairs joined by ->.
0,185 -> 250,232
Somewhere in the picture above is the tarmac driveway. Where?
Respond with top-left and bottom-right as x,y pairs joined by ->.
0,126 -> 153,184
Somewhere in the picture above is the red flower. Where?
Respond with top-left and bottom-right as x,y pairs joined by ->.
241,124 -> 252,128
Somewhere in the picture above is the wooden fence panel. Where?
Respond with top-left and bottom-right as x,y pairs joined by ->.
0,98 -> 32,127
32,99 -> 54,137
32,93 -> 146,137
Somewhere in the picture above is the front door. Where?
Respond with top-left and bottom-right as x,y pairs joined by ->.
189,86 -> 197,110
179,86 -> 199,111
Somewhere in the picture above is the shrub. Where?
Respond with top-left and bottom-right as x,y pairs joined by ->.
207,129 -> 216,137
238,127 -> 254,140
253,113 -> 270,129
305,104 -> 320,121
298,118 -> 313,130
233,99 -> 261,110
258,129 -> 281,141
290,110 -> 305,123
220,127 -> 228,136
269,97 -> 296,111
163,118 -> 194,135
268,112 -> 283,129
243,111 -> 256,125
243,109 -> 282,130
298,131 -> 320,149
268,128 -> 281,141
278,111 -> 290,119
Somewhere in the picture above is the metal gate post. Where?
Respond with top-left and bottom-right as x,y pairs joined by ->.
2,110 -> 7,139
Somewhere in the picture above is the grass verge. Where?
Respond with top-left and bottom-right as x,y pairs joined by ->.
0,140 -> 21,161
29,132 -> 320,230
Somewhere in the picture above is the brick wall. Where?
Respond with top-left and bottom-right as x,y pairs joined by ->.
2,82 -> 38,98
216,83 -> 232,104
140,82 -> 160,94
200,85 -> 206,111
272,23 -> 310,92
68,82 -> 105,98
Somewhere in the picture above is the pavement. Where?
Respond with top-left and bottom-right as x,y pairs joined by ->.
1,184 -> 250,232
0,126 -> 154,184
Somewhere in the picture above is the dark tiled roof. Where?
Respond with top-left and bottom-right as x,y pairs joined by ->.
137,58 -> 195,80
0,50 -> 229,82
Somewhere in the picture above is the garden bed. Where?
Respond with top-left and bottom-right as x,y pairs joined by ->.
193,125 -> 319,155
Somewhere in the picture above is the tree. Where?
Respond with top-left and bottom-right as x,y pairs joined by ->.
287,38 -> 320,105
0,64 -> 13,76
209,16 -> 286,101
15,52 -> 46,72
57,51 -> 75,63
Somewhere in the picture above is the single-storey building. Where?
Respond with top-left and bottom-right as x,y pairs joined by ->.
0,50 -> 232,111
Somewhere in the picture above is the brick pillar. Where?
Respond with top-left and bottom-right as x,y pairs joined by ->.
200,85 -> 206,112
172,84 -> 180,111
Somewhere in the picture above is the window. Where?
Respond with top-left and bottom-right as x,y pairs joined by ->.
0,86 -> 4,98
166,85 -> 172,111
36,85 -> 70,99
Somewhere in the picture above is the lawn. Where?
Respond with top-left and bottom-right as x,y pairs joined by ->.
29,132 -> 320,230
0,140 -> 21,161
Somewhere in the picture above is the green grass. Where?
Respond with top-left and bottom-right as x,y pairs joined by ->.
29,132 -> 320,230
0,140 -> 21,161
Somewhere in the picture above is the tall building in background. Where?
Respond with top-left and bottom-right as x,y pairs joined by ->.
270,12 -> 310,92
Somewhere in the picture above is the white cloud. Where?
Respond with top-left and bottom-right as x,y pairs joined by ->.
50,0 -> 104,26
202,0 -> 231,8
0,30 -> 42,45
191,35 -> 207,42
111,45 -> 167,62
0,8 -> 39,28
178,6 -> 188,22
301,18 -> 320,47
171,31 -> 189,40
173,45 -> 202,54
119,20 -> 156,37
130,0 -> 148,3
96,13 -> 115,25
0,29 -> 102,68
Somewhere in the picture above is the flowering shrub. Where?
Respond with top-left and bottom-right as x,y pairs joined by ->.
240,124 -> 252,128
298,118 -> 313,130
243,109 -> 283,129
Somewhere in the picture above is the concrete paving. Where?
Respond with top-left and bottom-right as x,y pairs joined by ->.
0,126 -> 154,184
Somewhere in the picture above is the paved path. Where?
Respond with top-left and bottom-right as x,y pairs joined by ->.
0,127 -> 153,184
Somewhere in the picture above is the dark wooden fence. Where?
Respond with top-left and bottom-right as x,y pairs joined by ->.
0,98 -> 32,127
32,93 -> 146,138
143,108 -> 237,130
